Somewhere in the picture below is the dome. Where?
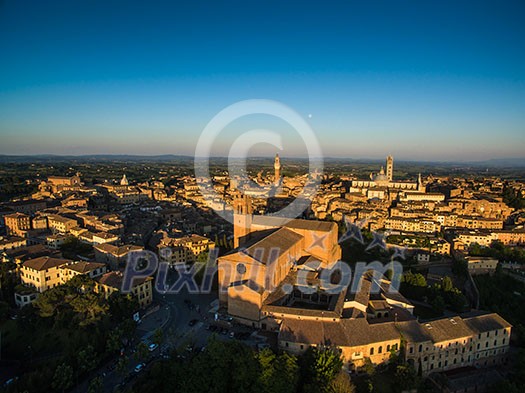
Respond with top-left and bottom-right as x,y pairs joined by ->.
373,173 -> 389,182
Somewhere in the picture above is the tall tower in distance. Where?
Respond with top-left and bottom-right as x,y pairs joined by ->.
274,153 -> 281,186
417,173 -> 425,192
233,193 -> 253,248
386,155 -> 394,182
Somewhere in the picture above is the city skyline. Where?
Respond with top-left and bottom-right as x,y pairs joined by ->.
1,1 -> 525,160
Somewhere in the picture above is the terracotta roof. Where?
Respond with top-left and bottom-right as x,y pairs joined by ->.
463,313 -> 512,333
96,271 -> 151,289
243,227 -> 303,264
4,212 -> 29,219
251,216 -> 336,232
279,318 -> 400,348
23,256 -> 71,271
94,243 -> 143,255
60,261 -> 106,274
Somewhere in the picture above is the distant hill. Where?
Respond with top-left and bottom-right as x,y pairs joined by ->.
0,154 -> 193,163
0,154 -> 524,168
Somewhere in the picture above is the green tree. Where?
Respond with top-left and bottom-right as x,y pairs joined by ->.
257,348 -> 299,393
302,346 -> 344,392
116,356 -> 129,377
152,328 -> 164,346
361,357 -> 375,376
88,376 -> 103,393
328,371 -> 356,393
441,276 -> 454,292
106,327 -> 124,353
52,363 -> 74,393
431,295 -> 445,315
393,363 -> 418,392
136,342 -> 149,360
78,345 -> 98,374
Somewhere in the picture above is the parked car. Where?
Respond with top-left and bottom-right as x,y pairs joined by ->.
134,363 -> 146,373
148,343 -> 158,352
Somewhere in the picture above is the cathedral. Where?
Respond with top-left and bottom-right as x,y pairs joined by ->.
217,193 -> 341,326
349,155 -> 425,201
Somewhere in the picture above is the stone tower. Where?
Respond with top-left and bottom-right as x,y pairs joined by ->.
274,153 -> 281,186
386,155 -> 394,182
417,173 -> 425,192
233,193 -> 253,248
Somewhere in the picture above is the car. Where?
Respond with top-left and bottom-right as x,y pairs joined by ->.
188,319 -> 198,327
228,331 -> 235,339
148,343 -> 158,352
134,363 -> 146,373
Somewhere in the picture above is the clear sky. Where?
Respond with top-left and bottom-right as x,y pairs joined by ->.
0,0 -> 524,160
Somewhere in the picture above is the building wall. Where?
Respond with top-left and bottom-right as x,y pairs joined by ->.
21,265 -> 63,292
404,326 -> 511,376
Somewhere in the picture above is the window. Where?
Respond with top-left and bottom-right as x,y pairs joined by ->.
370,347 -> 374,355
419,344 -> 423,352
378,346 -> 382,354
387,345 -> 390,352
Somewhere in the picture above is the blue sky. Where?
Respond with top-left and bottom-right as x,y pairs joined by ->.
0,0 -> 524,160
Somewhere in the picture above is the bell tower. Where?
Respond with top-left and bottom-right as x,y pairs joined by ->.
233,193 -> 253,248
417,173 -> 425,192
274,153 -> 281,186
386,155 -> 394,182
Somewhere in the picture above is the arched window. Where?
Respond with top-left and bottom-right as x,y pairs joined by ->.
378,346 -> 383,354
370,347 -> 374,355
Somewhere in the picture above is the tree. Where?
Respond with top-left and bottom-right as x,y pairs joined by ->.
302,346 -> 344,392
393,364 -> 418,392
361,357 -> 375,376
106,327 -> 124,354
136,342 -> 149,360
328,371 -> 356,393
52,363 -> 74,393
257,348 -> 299,393
116,356 -> 129,377
78,345 -> 98,374
431,295 -> 445,315
88,376 -> 103,393
441,276 -> 454,292
152,328 -> 164,346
